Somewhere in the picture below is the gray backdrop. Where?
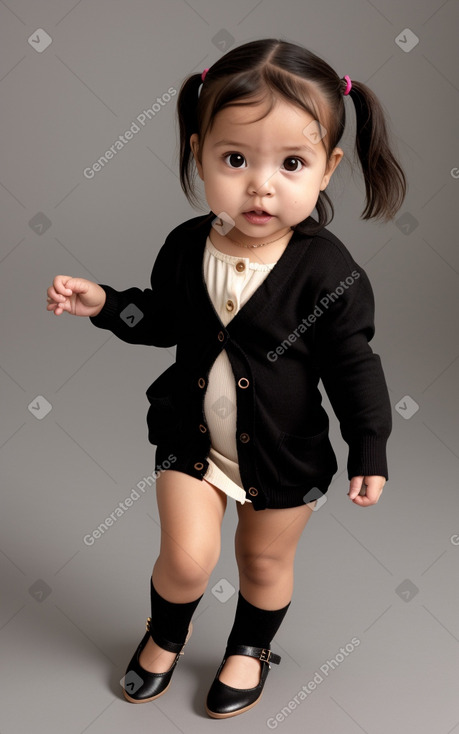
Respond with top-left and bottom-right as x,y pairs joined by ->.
1,1 -> 458,732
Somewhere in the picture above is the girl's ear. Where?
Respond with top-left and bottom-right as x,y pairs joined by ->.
190,133 -> 204,180
320,147 -> 344,191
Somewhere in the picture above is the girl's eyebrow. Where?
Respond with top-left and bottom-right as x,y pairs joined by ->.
212,140 -> 317,157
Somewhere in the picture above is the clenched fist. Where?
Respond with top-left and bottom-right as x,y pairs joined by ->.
46,275 -> 106,317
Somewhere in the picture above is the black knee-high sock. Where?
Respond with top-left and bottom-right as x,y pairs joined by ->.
148,578 -> 203,653
226,590 -> 291,650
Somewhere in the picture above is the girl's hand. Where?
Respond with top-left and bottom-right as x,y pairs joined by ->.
348,475 -> 385,506
46,275 -> 106,317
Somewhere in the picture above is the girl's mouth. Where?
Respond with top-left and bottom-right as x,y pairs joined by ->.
243,210 -> 273,224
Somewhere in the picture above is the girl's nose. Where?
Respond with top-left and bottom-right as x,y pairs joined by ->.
247,168 -> 276,197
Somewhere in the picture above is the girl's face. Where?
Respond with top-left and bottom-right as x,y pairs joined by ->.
190,97 -> 343,245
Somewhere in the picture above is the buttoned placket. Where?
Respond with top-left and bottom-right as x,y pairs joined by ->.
191,254 -> 266,508
230,259 -> 263,505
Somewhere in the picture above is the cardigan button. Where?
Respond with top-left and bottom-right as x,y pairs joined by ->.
239,432 -> 250,443
198,377 -> 206,388
199,423 -> 207,433
217,331 -> 225,342
226,299 -> 235,312
235,261 -> 245,272
248,487 -> 258,496
238,377 -> 250,389
194,462 -> 204,471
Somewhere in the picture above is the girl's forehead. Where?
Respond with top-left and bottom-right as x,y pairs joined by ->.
212,98 -> 320,133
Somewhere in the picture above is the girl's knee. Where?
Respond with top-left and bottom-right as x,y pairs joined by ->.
237,553 -> 291,586
158,545 -> 220,588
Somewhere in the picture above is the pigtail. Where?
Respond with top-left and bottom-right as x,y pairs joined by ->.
347,80 -> 407,221
177,73 -> 203,207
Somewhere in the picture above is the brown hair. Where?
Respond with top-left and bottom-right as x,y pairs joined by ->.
177,38 -> 406,234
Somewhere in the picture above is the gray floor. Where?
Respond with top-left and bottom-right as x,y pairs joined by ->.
1,1 -> 459,733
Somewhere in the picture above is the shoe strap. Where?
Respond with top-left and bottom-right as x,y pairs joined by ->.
225,644 -> 281,665
146,617 -> 188,655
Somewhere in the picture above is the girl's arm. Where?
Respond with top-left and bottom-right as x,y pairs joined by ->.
47,235 -> 179,347
312,261 -> 392,483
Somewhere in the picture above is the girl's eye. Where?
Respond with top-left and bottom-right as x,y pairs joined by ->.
282,157 -> 304,172
224,153 -> 246,168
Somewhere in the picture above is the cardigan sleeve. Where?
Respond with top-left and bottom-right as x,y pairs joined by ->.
88,234 -> 179,347
312,255 -> 392,480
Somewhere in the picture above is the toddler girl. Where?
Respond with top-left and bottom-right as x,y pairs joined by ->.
46,38 -> 406,719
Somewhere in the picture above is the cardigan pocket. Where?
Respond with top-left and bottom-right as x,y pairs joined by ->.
145,363 -> 184,445
275,427 -> 338,487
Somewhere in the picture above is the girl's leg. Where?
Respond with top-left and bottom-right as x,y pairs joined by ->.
218,501 -> 314,687
139,469 -> 227,673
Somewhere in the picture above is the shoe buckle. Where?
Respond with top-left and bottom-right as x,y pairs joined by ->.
259,648 -> 271,664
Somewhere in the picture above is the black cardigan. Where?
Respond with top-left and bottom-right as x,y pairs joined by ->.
89,213 -> 392,510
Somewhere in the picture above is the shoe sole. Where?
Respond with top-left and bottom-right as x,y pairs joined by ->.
205,691 -> 263,719
122,621 -> 193,704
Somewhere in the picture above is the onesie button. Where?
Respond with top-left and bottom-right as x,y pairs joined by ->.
237,377 -> 250,389
198,377 -> 206,388
217,331 -> 225,342
235,261 -> 245,272
248,487 -> 258,496
199,423 -> 207,433
239,432 -> 250,443
226,299 -> 235,312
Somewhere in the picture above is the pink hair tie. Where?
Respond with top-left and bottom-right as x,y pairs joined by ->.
197,68 -> 209,99
343,75 -> 352,95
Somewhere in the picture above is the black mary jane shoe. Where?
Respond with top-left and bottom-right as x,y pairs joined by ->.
122,617 -> 192,703
205,644 -> 281,718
